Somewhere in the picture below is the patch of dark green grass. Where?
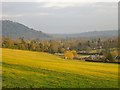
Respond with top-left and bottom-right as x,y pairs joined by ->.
2,62 -> 118,88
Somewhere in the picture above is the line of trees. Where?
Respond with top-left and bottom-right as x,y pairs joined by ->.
1,37 -> 118,54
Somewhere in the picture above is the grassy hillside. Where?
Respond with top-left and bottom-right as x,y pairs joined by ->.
2,48 -> 119,88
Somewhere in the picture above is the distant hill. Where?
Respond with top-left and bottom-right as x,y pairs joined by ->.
73,30 -> 118,38
2,20 -> 51,40
1,20 -> 118,40
53,30 -> 118,39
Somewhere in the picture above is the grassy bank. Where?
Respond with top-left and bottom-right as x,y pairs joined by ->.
2,48 -> 119,88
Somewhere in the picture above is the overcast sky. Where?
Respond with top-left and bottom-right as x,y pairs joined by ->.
1,0 -> 118,34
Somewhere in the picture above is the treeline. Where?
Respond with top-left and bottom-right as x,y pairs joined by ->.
2,37 -> 118,54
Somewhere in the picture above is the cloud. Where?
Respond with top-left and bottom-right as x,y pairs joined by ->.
1,2 -> 118,34
1,0 -> 119,2
2,13 -> 52,19
40,2 -> 76,8
2,14 -> 23,18
1,0 -> 119,9
94,2 -> 118,7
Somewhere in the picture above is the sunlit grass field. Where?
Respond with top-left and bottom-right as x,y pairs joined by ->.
1,48 -> 119,88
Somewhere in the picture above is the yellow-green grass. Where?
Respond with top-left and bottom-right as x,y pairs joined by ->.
1,48 -> 119,88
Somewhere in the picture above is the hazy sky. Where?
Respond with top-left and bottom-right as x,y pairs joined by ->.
1,0 -> 118,34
